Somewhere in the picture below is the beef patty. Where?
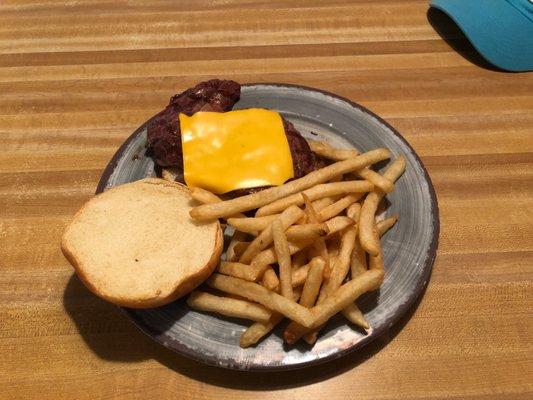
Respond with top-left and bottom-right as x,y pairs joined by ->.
146,80 -> 319,193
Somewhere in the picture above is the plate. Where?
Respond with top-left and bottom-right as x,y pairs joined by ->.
96,83 -> 439,370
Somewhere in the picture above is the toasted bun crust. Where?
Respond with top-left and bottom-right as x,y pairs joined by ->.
61,178 -> 222,308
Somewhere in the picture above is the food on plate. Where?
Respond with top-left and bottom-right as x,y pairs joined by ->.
187,291 -> 272,323
272,219 -> 294,299
189,148 -> 391,220
61,178 -> 222,308
146,80 -> 322,194
62,79 -> 407,350
359,156 -> 406,255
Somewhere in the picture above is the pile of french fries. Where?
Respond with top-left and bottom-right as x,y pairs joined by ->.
186,141 -> 406,348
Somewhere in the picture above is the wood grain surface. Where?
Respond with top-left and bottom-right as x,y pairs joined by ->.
1,1 -> 532,399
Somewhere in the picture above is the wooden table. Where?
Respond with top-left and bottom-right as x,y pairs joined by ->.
1,1 -> 532,399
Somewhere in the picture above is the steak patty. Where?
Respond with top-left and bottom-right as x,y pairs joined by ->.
146,80 -> 319,192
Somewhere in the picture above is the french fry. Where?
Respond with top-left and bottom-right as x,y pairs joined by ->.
190,148 -> 391,220
343,204 -> 369,329
318,193 -> 363,222
227,231 -> 249,262
377,215 -> 398,236
250,216 -> 353,267
255,181 -> 374,216
227,214 -> 280,234
187,291 -> 271,323
299,258 -> 326,306
291,261 -> 311,287
325,225 -> 357,293
307,139 -> 359,159
239,205 -> 303,264
228,197 -> 333,234
341,304 -> 370,329
357,169 -> 394,193
310,269 -> 384,328
291,255 -> 336,288
190,187 -> 247,218
308,140 -> 394,193
261,267 -> 280,292
369,243 -> 384,270
218,261 -> 268,282
305,268 -> 382,344
284,258 -> 326,344
312,197 -> 336,212
240,287 -> 302,348
302,193 -> 329,275
350,241 -> 367,278
241,313 -> 285,348
347,202 -> 361,222
272,219 -> 294,299
285,223 -> 329,242
359,157 -> 406,255
297,225 -> 373,344
359,194 -> 381,256
206,274 -> 315,328
360,215 -> 397,272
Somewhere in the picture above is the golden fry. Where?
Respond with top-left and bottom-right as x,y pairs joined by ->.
190,149 -> 391,220
272,219 -> 293,299
350,241 -> 367,278
227,214 -> 280,234
307,140 -> 359,160
359,157 -> 406,255
347,202 -> 361,222
187,291 -> 271,323
261,266 -> 280,292
357,168 -> 394,193
377,215 -> 398,237
308,140 -> 394,193
284,258 -> 326,344
190,187 -> 246,218
302,193 -> 330,275
318,193 -> 362,222
312,197 -> 336,212
227,231 -> 249,262
310,269 -> 384,328
299,258 -> 326,306
239,205 -> 303,264
326,225 -> 357,293
359,192 -> 382,256
218,261 -> 268,282
228,197 -> 333,234
255,181 -> 374,216
341,304 -> 369,330
285,223 -> 329,242
207,274 -> 315,328
240,287 -> 302,348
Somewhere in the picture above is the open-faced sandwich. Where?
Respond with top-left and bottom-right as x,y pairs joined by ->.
62,79 -> 406,347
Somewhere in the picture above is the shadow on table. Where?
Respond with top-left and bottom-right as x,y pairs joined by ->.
64,274 -> 425,390
426,7 -> 504,72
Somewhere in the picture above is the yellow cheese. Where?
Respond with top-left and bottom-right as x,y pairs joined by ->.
180,108 -> 294,194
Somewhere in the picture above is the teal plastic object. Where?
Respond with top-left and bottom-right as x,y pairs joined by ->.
430,0 -> 533,72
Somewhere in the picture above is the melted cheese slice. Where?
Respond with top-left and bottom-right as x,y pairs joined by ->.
180,108 -> 294,194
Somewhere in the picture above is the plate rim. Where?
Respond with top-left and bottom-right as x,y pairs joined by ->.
96,82 -> 440,371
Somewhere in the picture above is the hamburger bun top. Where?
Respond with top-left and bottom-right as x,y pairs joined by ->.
61,178 -> 222,309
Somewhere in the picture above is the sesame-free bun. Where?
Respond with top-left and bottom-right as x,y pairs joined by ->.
61,178 -> 222,308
